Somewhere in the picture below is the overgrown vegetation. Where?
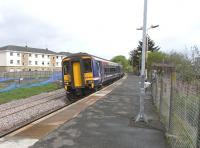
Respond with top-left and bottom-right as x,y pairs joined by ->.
0,83 -> 60,104
129,36 -> 200,83
111,55 -> 132,72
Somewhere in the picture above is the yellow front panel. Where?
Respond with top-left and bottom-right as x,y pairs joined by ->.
84,72 -> 93,81
64,75 -> 70,82
73,62 -> 82,87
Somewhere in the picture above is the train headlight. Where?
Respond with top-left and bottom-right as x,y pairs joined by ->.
65,81 -> 70,85
87,80 -> 93,84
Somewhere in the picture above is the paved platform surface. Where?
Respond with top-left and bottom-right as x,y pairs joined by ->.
32,74 -> 169,148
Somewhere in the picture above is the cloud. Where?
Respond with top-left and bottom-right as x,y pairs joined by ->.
0,0 -> 199,59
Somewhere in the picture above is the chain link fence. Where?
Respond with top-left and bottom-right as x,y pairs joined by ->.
151,64 -> 200,148
0,71 -> 62,92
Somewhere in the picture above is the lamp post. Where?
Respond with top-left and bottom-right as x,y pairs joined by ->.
135,24 -> 159,123
135,0 -> 148,123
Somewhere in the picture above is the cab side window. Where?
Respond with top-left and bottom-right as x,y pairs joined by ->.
83,59 -> 92,73
63,61 -> 70,74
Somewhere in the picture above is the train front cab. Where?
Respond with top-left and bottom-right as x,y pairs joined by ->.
62,56 -> 95,98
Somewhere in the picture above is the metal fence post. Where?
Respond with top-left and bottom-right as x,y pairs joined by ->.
168,67 -> 175,131
197,82 -> 200,148
151,70 -> 157,104
155,73 -> 158,105
159,73 -> 163,118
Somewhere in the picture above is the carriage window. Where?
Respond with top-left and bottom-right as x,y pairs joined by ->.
83,59 -> 92,73
63,61 -> 70,74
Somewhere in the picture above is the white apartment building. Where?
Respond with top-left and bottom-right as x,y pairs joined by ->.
0,45 -> 71,72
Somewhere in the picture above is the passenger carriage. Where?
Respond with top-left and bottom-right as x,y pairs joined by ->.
62,53 -> 123,100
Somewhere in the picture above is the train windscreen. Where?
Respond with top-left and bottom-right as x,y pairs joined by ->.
63,61 -> 70,74
83,59 -> 92,73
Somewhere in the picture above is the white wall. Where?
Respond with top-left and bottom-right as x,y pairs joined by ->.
0,51 -> 7,66
7,51 -> 21,66
28,53 -> 51,67
55,55 -> 65,67
0,50 -> 66,68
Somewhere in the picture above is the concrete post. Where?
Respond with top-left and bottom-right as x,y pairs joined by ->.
168,67 -> 176,131
159,73 -> 163,119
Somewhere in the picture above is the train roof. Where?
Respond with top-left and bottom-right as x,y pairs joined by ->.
63,52 -> 122,66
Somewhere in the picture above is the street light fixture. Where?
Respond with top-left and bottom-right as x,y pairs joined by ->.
136,24 -> 159,79
150,25 -> 159,29
137,24 -> 159,31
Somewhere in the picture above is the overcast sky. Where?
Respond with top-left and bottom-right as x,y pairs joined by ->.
0,0 -> 199,59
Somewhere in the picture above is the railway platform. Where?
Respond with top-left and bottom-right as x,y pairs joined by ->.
31,74 -> 169,148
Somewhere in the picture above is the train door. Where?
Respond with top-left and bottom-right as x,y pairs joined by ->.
98,61 -> 103,83
94,61 -> 102,83
72,61 -> 82,87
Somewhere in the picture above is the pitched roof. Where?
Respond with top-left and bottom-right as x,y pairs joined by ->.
57,52 -> 71,56
0,45 -> 59,55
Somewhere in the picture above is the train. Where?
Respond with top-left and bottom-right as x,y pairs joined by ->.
61,53 -> 124,100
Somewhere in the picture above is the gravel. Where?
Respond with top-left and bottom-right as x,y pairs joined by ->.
0,89 -> 69,135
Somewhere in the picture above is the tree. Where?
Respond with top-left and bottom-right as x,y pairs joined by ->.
111,55 -> 131,71
167,51 -> 195,83
147,51 -> 168,70
129,36 -> 160,73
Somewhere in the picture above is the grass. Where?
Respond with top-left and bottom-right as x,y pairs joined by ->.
0,83 -> 61,104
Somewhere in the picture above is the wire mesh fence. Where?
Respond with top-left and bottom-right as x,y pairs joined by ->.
151,64 -> 200,148
0,71 -> 62,92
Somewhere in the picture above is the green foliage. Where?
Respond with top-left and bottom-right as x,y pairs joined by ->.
111,55 -> 131,72
147,51 -> 168,69
0,83 -> 60,104
167,52 -> 195,83
137,37 -> 160,52
129,36 -> 160,72
150,51 -> 196,83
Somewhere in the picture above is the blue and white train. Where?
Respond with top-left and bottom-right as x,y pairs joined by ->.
62,53 -> 124,99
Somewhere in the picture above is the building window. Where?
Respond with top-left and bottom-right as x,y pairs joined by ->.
42,55 -> 44,58
42,61 -> 44,65
56,56 -> 59,59
10,69 -> 14,72
29,61 -> 32,65
29,53 -> 31,57
53,57 -> 55,59
35,61 -> 38,65
17,53 -> 20,57
48,55 -> 50,58
35,54 -> 38,58
17,60 -> 20,65
10,60 -> 13,64
47,62 -> 50,65
56,62 -> 59,66
23,62 -> 24,65
10,52 -> 13,56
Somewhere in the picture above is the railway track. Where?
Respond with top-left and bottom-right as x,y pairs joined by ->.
0,78 -> 122,138
0,90 -> 69,138
0,89 -> 95,138
0,92 -> 66,119
0,89 -> 65,112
